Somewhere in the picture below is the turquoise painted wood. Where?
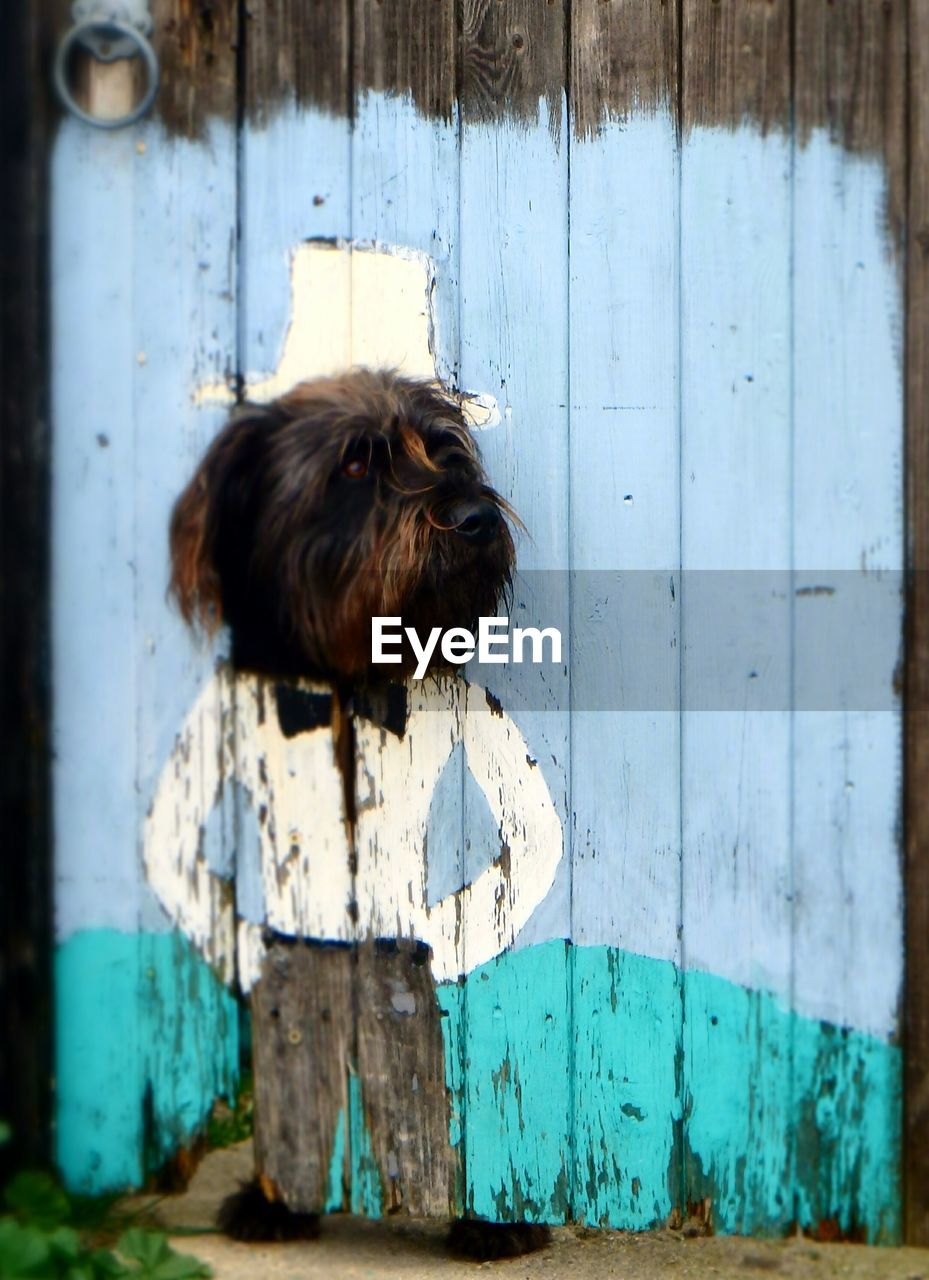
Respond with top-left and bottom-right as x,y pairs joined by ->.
50,15 -> 903,1242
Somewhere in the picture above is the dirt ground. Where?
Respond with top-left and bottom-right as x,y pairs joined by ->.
139,1143 -> 929,1280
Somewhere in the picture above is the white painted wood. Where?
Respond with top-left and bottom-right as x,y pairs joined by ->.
144,670 -> 353,990
353,679 -> 564,982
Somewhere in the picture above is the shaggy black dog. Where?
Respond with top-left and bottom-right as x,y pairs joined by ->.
170,369 -> 517,681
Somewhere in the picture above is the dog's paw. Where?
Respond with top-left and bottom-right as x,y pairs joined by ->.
216,1179 -> 321,1242
446,1218 -> 552,1260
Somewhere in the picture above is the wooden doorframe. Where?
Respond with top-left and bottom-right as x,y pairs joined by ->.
905,0 -> 929,1247
0,0 -> 54,1175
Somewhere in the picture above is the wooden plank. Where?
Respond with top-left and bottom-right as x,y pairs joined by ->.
354,0 -> 456,122
53,0 -> 242,1189
792,0 -> 905,1242
354,939 -> 458,1216
251,941 -> 354,1210
241,0 -> 356,1217
571,0 -> 676,136
349,0 -> 463,1217
0,0 -> 53,1175
458,0 -> 572,1225
245,0 -> 349,126
679,0 -> 794,1235
905,0 -> 929,1247
155,0 -> 237,137
568,0 -> 683,1231
461,0 -> 563,133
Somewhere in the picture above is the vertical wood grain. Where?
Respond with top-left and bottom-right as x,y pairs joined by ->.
905,0 -> 929,1245
792,0 -> 905,1240
680,0 -> 794,1234
251,942 -> 354,1210
134,0 -> 242,1171
350,0 -> 462,1214
241,0 -> 355,1214
459,0 -> 572,1224
52,0 -> 242,1186
568,0 -> 683,1230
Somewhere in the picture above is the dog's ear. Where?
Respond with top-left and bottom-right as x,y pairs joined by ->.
169,407 -> 276,632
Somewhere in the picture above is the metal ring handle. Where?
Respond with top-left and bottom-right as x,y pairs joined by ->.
54,18 -> 159,130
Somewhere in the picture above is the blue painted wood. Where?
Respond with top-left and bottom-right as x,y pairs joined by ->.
51,100 -> 242,1185
49,41 -> 906,1235
791,128 -> 904,1236
679,117 -> 794,1232
458,82 -> 573,1215
567,100 -> 683,1226
350,77 -> 464,1215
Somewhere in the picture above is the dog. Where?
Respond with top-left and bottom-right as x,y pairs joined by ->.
170,368 -> 517,683
168,369 -> 550,1260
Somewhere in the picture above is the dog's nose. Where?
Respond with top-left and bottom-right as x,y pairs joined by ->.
450,499 -> 501,546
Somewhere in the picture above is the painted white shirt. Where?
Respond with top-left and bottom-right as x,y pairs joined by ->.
143,670 -> 563,990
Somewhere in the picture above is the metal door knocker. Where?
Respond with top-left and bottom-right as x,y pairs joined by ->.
54,0 -> 159,130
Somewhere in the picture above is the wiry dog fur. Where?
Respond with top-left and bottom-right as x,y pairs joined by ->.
169,369 -> 548,1261
170,369 -> 518,681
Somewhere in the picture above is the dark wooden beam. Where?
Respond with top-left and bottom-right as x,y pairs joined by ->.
0,0 -> 53,1175
905,0 -> 929,1247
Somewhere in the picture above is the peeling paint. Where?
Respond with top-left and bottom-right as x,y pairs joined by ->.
194,239 -> 499,429
55,928 -> 240,1192
145,672 -> 563,988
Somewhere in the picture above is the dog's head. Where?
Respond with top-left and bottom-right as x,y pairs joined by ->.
169,369 -> 518,679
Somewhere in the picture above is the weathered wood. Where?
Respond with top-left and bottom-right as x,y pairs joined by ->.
571,0 -> 677,136
459,0 -> 572,1225
792,0 -> 905,1241
568,0 -> 682,1230
794,0 -> 906,248
349,0 -> 463,1219
682,0 -> 790,133
353,0 -> 456,122
905,0 -> 929,1246
251,941 -> 354,1210
47,0 -> 913,1236
680,0 -> 794,1235
0,0 -> 52,1177
246,0 -> 350,126
52,0 -> 242,1191
461,0 -> 563,134
354,939 -> 457,1216
154,0 -> 237,137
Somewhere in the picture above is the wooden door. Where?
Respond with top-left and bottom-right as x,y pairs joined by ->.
50,0 -> 910,1241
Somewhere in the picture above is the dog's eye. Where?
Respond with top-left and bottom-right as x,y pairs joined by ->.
343,458 -> 369,480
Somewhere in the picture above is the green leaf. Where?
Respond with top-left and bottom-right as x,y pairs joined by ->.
87,1248 -> 132,1279
47,1225 -> 82,1260
117,1228 -> 170,1268
5,1170 -> 72,1229
0,1120 -> 12,1147
146,1255 -> 211,1280
116,1229 -> 211,1280
0,1216 -> 54,1277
